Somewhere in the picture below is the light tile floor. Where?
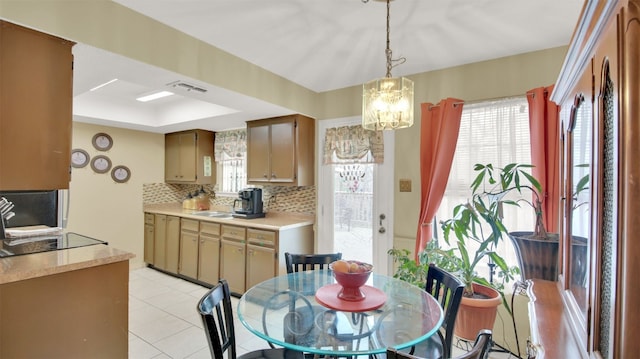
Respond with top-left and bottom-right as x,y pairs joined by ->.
128,267 -> 521,358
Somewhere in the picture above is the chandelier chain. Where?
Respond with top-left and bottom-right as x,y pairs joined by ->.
384,0 -> 406,78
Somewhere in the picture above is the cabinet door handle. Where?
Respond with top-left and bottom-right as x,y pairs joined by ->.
263,173 -> 268,178
271,173 -> 276,178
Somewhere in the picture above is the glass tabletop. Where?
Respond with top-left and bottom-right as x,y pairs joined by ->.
237,271 -> 444,356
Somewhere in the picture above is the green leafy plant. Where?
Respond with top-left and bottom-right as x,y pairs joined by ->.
438,163 -> 539,297
470,163 -> 547,239
388,240 -> 460,288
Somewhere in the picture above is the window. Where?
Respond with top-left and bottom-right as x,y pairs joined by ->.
435,97 -> 532,282
214,129 -> 247,194
216,155 -> 246,193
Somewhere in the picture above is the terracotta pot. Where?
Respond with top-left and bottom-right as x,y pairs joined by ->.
454,283 -> 501,341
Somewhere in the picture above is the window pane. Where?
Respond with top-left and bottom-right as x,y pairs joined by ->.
435,97 -> 532,283
218,156 -> 246,193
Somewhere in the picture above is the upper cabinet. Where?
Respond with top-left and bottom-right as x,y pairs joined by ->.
246,114 -> 315,186
0,21 -> 75,190
165,129 -> 215,184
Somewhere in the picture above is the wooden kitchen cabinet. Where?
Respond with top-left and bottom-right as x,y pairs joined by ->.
153,214 -> 180,273
246,228 -> 276,289
179,218 -> 199,279
221,224 -> 313,295
0,21 -> 75,190
220,225 -> 247,293
198,222 -> 220,285
528,1 -> 640,357
178,219 -> 221,286
144,213 -> 155,264
246,114 -> 315,186
165,129 -> 215,184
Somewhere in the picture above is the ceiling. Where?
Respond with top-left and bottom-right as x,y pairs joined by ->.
71,0 -> 584,134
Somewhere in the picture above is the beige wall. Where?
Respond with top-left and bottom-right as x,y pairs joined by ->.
67,123 -> 164,268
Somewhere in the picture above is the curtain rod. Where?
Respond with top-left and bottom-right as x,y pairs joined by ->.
427,101 -> 464,110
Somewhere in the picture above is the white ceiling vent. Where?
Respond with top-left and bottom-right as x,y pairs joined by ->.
166,81 -> 208,94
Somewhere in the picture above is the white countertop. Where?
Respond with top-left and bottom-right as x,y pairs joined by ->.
144,203 -> 315,230
0,243 -> 134,285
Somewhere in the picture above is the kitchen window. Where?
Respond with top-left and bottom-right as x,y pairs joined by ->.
214,129 -> 247,194
435,96 -> 532,282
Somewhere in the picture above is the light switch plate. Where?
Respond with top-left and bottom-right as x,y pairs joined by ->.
399,179 -> 412,192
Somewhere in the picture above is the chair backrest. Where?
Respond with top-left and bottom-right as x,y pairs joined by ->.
284,252 -> 342,296
386,329 -> 492,359
284,252 -> 342,273
197,279 -> 237,359
425,263 -> 465,359
453,329 -> 492,359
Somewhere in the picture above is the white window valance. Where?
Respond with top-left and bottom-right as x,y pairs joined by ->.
323,125 -> 384,164
214,129 -> 246,161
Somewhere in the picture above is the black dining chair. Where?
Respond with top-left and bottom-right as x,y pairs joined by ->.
412,263 -> 465,359
285,252 -> 342,273
282,252 -> 365,356
197,279 -> 304,359
285,252 -> 342,295
387,329 -> 493,359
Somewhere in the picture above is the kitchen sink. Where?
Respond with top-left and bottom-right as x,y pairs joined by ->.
191,211 -> 233,219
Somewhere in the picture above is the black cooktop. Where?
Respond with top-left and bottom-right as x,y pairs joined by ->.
0,232 -> 106,258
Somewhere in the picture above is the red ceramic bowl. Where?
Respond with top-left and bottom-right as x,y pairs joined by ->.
329,260 -> 373,301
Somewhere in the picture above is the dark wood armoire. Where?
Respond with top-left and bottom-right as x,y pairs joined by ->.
528,1 -> 640,358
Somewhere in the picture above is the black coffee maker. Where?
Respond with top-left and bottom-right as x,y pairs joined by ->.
232,188 -> 265,219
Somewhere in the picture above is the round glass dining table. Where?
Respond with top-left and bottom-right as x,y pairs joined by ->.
237,271 -> 444,357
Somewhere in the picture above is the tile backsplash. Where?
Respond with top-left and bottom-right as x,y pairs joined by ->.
143,183 -> 316,215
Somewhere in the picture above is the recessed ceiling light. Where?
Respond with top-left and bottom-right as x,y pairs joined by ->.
90,78 -> 118,92
136,91 -> 174,102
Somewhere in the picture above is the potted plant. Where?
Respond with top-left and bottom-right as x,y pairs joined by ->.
388,224 -> 518,341
437,195 -> 519,341
469,163 -> 562,281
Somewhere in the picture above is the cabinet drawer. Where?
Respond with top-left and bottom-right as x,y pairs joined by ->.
222,225 -> 246,242
144,213 -> 155,225
247,228 -> 276,248
181,218 -> 199,232
200,222 -> 220,236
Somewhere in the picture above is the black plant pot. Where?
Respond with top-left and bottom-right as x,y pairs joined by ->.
509,232 -> 589,283
508,231 -> 560,281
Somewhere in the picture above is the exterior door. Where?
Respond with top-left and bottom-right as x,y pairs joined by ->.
316,117 -> 394,275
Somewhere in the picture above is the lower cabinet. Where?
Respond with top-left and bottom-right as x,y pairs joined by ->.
246,228 -> 276,289
220,225 -> 247,294
143,211 -> 314,293
153,214 -> 180,272
179,219 -> 221,286
179,219 -> 200,279
144,213 -> 155,264
198,222 -> 220,285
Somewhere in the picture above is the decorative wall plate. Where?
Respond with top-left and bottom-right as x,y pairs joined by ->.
71,148 -> 90,168
111,165 -> 131,183
91,155 -> 112,174
92,132 -> 113,151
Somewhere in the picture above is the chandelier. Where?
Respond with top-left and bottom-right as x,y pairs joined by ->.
362,0 -> 414,131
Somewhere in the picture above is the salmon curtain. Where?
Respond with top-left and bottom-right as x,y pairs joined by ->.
527,85 -> 560,233
415,98 -> 464,258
